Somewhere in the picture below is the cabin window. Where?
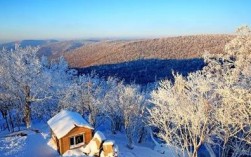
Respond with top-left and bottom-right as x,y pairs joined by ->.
69,134 -> 85,148
75,135 -> 84,144
70,137 -> 75,146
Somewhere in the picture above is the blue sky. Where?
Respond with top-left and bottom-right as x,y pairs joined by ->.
0,0 -> 250,42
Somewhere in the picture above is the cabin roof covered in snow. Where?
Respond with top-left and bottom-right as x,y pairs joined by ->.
47,110 -> 93,139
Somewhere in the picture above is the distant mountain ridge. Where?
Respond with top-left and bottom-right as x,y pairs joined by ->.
0,39 -> 100,59
0,40 -> 58,50
1,35 -> 234,69
37,40 -> 99,58
0,35 -> 235,84
64,34 -> 234,68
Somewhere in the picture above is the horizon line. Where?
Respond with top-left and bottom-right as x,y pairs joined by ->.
0,33 -> 235,44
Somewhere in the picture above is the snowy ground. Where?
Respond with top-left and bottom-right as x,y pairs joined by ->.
0,123 -> 58,157
103,132 -> 166,157
0,122 -> 167,157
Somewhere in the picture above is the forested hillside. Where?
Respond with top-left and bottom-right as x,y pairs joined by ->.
65,35 -> 233,67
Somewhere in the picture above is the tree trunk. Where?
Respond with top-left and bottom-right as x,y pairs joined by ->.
126,128 -> 134,149
1,110 -> 10,132
115,121 -> 121,131
137,126 -> 146,143
204,143 -> 216,157
148,127 -> 160,146
24,85 -> 31,128
5,118 -> 10,132
7,110 -> 14,132
88,113 -> 96,128
192,145 -> 200,157
111,116 -> 122,134
17,104 -> 22,131
221,141 -> 229,157
115,117 -> 123,131
111,120 -> 116,134
24,101 -> 31,128
192,151 -> 198,157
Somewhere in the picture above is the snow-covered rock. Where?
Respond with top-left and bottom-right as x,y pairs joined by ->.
83,131 -> 106,156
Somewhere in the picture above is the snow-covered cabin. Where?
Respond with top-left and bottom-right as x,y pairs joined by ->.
47,110 -> 94,155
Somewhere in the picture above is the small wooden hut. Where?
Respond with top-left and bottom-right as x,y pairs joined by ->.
47,110 -> 94,155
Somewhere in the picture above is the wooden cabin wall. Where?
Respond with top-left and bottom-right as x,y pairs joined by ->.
59,126 -> 93,154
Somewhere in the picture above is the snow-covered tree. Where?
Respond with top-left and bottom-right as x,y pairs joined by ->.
60,74 -> 147,147
205,25 -> 251,157
101,77 -> 125,133
0,92 -> 15,132
59,73 -> 105,128
101,78 -> 147,148
0,47 -> 43,128
149,26 -> 251,157
119,85 -> 146,149
0,47 -> 74,129
33,56 -> 76,120
149,72 -> 216,157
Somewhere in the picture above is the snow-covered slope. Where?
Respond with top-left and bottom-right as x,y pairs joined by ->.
0,122 -> 168,157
